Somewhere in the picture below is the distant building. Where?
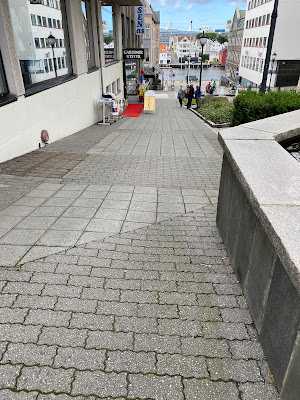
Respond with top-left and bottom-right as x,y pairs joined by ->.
239,0 -> 300,88
225,7 -> 246,81
201,39 -> 227,62
219,48 -> 228,66
143,0 -> 160,66
159,44 -> 167,65
176,37 -> 197,62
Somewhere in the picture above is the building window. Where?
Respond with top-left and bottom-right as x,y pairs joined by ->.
102,5 -> 116,64
8,0 -> 71,87
37,15 -> 42,26
35,38 -> 40,48
42,16 -> 47,26
266,14 -> 271,24
31,14 -> 37,25
0,52 -> 8,96
82,0 -> 96,69
44,59 -> 49,73
145,24 -> 150,39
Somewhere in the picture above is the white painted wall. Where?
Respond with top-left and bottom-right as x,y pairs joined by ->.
0,71 -> 102,163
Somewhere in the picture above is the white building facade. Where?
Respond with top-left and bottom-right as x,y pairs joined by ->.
239,0 -> 300,88
0,0 -> 142,163
202,39 -> 227,62
176,37 -> 197,61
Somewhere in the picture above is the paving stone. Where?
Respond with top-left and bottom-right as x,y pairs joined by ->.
115,316 -> 158,334
184,379 -> 240,400
0,307 -> 27,324
158,319 -> 202,337
134,333 -> 181,354
239,382 -> 280,400
55,298 -> 97,313
0,364 -> 21,388
37,394 -> 87,400
105,278 -> 141,290
0,324 -> 41,343
31,272 -> 69,285
138,303 -> 178,319
39,327 -> 87,347
2,343 -> 56,366
128,374 -> 184,400
0,390 -> 38,399
97,301 -> 138,317
72,371 -> 127,397
70,313 -> 113,330
157,354 -> 208,378
221,308 -> 253,324
159,292 -> 197,305
87,331 -> 133,351
54,347 -> 105,370
181,337 -> 230,358
82,288 -> 119,301
178,305 -> 221,321
120,289 -> 158,304
67,275 -> 104,288
203,322 -> 250,340
55,264 -> 91,275
3,282 -> 44,295
106,350 -> 156,373
17,366 -> 73,393
207,358 -> 263,383
229,340 -> 265,360
42,284 -> 81,298
13,295 -> 56,310
25,310 -> 71,327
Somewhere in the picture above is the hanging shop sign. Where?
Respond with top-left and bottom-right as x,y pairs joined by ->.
104,49 -> 114,60
123,49 -> 145,60
135,5 -> 145,35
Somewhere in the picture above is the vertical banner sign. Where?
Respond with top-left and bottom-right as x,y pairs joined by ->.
136,4 -> 144,35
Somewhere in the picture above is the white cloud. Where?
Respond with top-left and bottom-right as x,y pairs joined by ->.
185,4 -> 193,10
174,1 -> 180,8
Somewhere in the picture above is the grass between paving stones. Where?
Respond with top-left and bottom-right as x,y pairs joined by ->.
196,97 -> 234,125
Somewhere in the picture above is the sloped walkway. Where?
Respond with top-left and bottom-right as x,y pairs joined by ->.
0,96 -> 279,399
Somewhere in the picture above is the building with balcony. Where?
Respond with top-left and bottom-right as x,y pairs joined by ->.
0,0 -> 143,163
239,0 -> 300,88
225,7 -> 246,81
142,0 -> 160,67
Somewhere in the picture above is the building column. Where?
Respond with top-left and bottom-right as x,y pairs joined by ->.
114,3 -> 122,61
64,0 -> 88,76
0,0 -> 25,96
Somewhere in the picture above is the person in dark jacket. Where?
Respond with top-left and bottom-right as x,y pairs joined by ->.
187,84 -> 194,109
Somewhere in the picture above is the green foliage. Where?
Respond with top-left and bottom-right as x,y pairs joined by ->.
197,97 -> 234,124
202,54 -> 209,62
217,34 -> 228,44
196,32 -> 228,44
104,35 -> 113,45
232,90 -> 300,126
197,32 -> 217,40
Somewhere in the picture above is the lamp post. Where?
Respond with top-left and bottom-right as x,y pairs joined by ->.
198,31 -> 208,99
268,51 -> 277,90
47,33 -> 57,78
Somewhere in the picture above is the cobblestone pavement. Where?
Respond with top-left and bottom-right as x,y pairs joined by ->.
0,97 -> 279,399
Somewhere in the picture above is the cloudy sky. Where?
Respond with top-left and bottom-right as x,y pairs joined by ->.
149,0 -> 247,31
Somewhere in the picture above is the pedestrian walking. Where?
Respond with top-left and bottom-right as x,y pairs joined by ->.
177,85 -> 183,107
187,83 -> 194,109
212,80 -> 217,92
206,82 -> 211,94
195,86 -> 200,99
164,81 -> 168,91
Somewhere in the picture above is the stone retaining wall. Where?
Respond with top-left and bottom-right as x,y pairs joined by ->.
216,110 -> 300,399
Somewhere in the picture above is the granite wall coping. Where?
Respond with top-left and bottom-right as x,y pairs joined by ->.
218,109 -> 300,294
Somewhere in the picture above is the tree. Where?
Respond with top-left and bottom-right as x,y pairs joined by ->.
217,34 -> 228,44
104,35 -> 113,45
196,32 -> 217,40
202,54 -> 209,62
